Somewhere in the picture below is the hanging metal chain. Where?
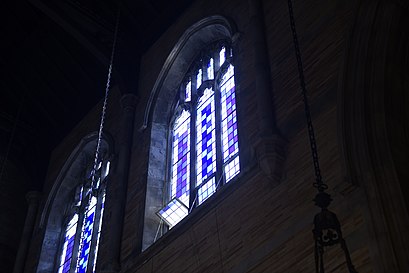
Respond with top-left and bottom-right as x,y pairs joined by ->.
90,8 -> 121,187
287,0 -> 327,193
74,8 -> 122,272
287,1 -> 358,272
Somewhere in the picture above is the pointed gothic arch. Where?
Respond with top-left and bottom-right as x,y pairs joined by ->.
37,133 -> 114,273
142,15 -> 240,250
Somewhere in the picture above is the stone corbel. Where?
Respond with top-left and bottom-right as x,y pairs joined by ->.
255,134 -> 287,185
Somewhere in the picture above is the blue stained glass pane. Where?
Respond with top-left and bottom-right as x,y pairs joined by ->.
220,65 -> 239,162
58,214 -> 78,273
92,193 -> 105,273
196,88 -> 216,186
171,110 -> 191,207
220,64 -> 240,181
76,197 -> 97,273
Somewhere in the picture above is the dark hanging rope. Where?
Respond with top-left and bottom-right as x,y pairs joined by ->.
90,8 -> 121,187
287,0 -> 327,193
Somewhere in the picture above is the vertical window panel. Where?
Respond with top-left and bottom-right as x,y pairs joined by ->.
220,64 -> 240,181
101,161 -> 110,180
76,196 -> 97,273
219,47 -> 226,66
92,193 -> 105,273
185,80 -> 192,102
220,65 -> 239,162
220,63 -> 234,86
171,110 -> 191,207
75,186 -> 83,207
207,58 -> 214,80
58,214 -> 79,273
196,88 -> 216,187
197,69 -> 202,88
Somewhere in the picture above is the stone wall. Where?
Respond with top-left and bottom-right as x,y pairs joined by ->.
119,0 -> 408,272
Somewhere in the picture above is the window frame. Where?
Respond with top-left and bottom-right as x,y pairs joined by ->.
158,40 -> 240,228
54,159 -> 110,273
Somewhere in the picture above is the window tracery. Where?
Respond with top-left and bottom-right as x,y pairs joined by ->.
157,43 -> 240,228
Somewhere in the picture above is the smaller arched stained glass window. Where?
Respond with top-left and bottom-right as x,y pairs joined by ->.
158,42 -> 240,228
57,160 -> 110,273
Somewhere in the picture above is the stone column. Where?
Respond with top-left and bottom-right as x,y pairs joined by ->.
102,93 -> 137,272
248,0 -> 287,183
249,0 -> 276,136
12,191 -> 41,273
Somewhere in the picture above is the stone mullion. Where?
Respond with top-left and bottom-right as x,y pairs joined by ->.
12,191 -> 41,273
54,212 -> 73,272
248,0 -> 276,135
248,0 -> 287,183
189,76 -> 198,209
202,57 -> 209,82
213,49 -> 224,189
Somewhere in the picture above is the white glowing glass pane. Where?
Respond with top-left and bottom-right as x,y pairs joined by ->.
102,161 -> 110,180
95,178 -> 101,189
76,196 -> 97,273
92,193 -> 105,273
58,214 -> 79,273
224,156 -> 240,182
207,58 -> 214,80
75,186 -> 83,206
219,47 -> 226,66
171,110 -> 191,207
196,88 -> 216,187
185,80 -> 192,102
220,64 -> 234,86
197,177 -> 216,205
220,65 -> 238,163
158,198 -> 188,228
197,69 -> 202,88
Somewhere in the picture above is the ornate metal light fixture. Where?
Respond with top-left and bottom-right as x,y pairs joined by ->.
287,0 -> 358,272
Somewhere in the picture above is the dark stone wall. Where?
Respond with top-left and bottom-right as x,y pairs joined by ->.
0,157 -> 27,273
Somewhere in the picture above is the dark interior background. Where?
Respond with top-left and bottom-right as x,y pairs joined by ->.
0,0 -> 191,270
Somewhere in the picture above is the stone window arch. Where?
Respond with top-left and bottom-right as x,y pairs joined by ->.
37,133 -> 113,273
142,15 -> 240,250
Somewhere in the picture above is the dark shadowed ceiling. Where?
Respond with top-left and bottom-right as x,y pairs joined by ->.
0,0 -> 192,191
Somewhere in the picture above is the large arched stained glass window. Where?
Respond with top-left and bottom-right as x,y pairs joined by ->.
158,42 -> 240,228
57,159 -> 110,273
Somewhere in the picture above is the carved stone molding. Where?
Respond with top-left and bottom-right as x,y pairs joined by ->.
340,1 -> 409,271
254,134 -> 287,185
